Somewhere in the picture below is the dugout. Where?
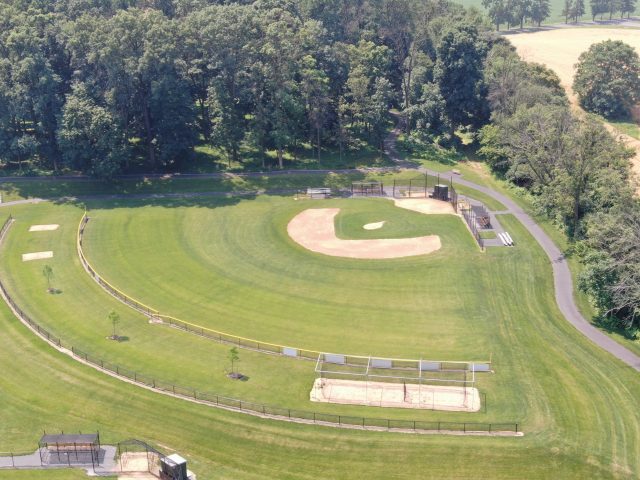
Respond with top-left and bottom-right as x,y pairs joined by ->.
38,432 -> 101,468
351,181 -> 384,196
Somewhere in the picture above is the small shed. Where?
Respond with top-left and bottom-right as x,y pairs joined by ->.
161,453 -> 188,480
38,432 -> 101,467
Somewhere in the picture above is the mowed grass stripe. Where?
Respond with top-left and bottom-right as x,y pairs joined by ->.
0,202 -> 508,423
2,206 -> 640,477
82,196 -> 485,358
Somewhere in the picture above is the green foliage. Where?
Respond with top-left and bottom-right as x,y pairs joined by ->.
579,207 -> 640,330
228,346 -> 240,374
57,83 -> 127,178
406,83 -> 451,143
42,264 -> 53,291
573,40 -> 640,119
434,23 -> 489,134
108,310 -> 120,339
0,0 -> 501,175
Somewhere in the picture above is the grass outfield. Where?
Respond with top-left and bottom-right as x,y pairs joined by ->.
0,200 -> 509,423
2,206 -> 640,477
81,196 -> 482,356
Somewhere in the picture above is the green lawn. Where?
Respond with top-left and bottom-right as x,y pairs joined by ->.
457,0 -> 640,26
607,118 -> 640,140
2,199 -> 640,477
0,200 -> 508,424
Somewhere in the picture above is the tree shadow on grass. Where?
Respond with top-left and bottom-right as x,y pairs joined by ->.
1,171 -> 369,210
593,317 -> 639,341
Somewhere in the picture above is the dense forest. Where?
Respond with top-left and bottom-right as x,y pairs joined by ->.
0,0 -> 494,175
0,1 -> 639,333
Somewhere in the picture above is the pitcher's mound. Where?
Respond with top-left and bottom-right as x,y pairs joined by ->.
287,208 -> 440,259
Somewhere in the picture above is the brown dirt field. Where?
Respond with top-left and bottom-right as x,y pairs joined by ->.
508,28 -> 640,191
310,378 -> 481,412
287,208 -> 441,259
393,198 -> 456,215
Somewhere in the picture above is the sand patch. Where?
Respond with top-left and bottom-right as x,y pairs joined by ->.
118,452 -> 159,479
29,224 -> 59,232
393,198 -> 456,215
22,251 -> 53,261
287,208 -> 441,259
363,221 -> 385,230
310,378 -> 480,412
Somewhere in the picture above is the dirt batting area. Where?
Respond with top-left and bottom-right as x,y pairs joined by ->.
287,206 -> 442,259
393,198 -> 456,215
310,378 -> 480,412
118,452 -> 158,480
508,28 -> 640,188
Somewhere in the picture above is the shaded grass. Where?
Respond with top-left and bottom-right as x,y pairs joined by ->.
607,118 -> 640,140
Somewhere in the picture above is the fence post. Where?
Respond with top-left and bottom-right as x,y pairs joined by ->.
464,423 -> 466,433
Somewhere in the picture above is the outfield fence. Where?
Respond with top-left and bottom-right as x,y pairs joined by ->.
77,213 -> 493,370
0,214 -> 520,436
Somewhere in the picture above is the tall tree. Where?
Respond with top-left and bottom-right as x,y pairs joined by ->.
57,82 -> 127,178
573,40 -> 640,118
434,23 -> 489,136
562,0 -> 574,21
483,0 -> 508,30
529,0 -> 551,25
620,0 -> 637,17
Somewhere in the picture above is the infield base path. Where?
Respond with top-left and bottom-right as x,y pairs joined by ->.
287,208 -> 441,259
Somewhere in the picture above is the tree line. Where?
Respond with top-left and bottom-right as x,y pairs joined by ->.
478,39 -> 640,333
482,0 -> 636,30
0,0 -> 492,176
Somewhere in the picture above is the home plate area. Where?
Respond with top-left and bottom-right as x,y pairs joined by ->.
310,378 -> 480,412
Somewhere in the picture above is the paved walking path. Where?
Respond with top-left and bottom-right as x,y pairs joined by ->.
383,124 -> 640,371
0,446 -> 116,475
